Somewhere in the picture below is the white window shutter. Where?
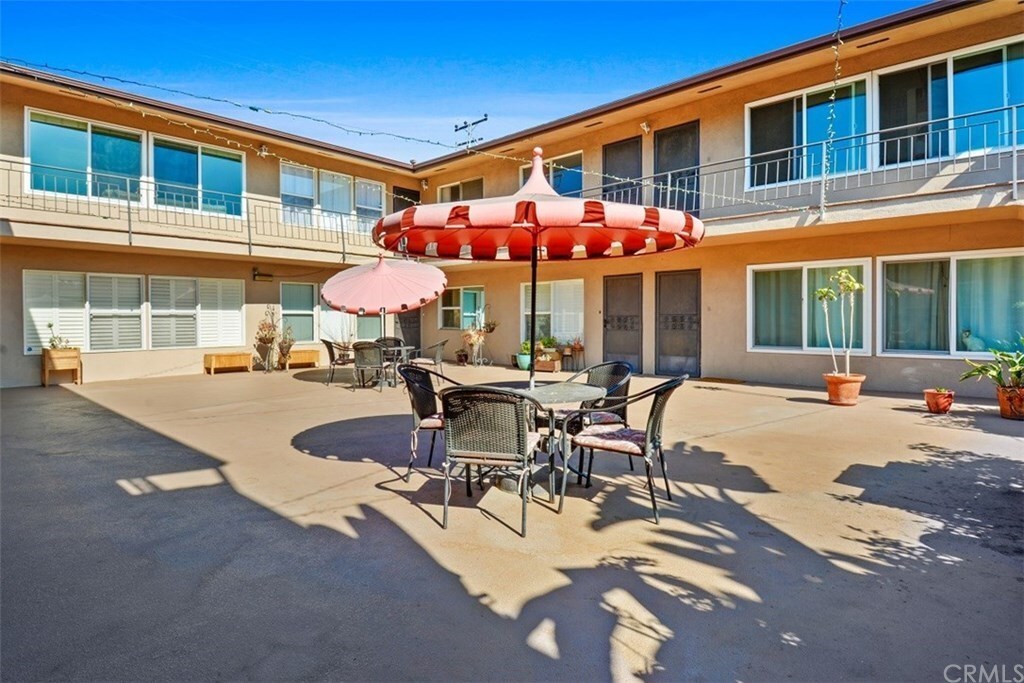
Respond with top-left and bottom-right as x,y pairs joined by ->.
198,279 -> 243,347
151,277 -> 197,348
551,279 -> 584,342
23,271 -> 86,354
56,273 -> 87,349
88,275 -> 142,350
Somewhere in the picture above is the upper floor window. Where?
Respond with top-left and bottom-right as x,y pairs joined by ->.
520,152 -> 584,196
748,81 -> 867,186
154,139 -> 243,216
439,178 -> 483,202
354,179 -> 385,226
280,164 -> 355,228
28,111 -> 142,200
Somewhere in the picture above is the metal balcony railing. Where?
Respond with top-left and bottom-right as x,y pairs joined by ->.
0,160 -> 381,259
571,105 -> 1021,219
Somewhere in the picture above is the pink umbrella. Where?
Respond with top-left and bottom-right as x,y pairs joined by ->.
320,255 -> 447,315
373,148 -> 705,386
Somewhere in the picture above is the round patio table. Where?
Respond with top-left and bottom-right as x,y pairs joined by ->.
522,381 -> 605,407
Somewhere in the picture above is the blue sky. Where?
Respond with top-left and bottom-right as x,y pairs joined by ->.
1,1 -> 924,162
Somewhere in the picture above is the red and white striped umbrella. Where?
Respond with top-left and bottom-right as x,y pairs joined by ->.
372,147 -> 705,384
320,255 -> 446,315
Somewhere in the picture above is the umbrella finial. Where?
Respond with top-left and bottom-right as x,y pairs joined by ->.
518,147 -> 557,197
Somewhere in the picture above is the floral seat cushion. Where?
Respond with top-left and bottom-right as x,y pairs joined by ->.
418,413 -> 444,430
572,424 -> 646,456
551,408 -> 623,424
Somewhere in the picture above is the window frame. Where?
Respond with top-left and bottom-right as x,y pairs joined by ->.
437,177 -> 485,203
148,275 -> 199,350
149,132 -> 246,217
876,247 -> 1024,360
519,151 -> 585,195
280,281 -> 319,343
746,258 -> 873,356
438,285 -> 485,330
85,272 -> 146,353
24,107 -> 146,203
519,278 -> 585,343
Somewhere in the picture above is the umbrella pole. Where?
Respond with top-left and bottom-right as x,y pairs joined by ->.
529,231 -> 538,390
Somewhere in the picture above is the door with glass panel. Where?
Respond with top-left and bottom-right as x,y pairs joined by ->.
602,137 -> 642,204
656,270 -> 700,376
654,122 -> 700,214
603,274 -> 642,370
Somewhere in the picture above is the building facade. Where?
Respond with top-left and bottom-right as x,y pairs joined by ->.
1,0 -> 1021,397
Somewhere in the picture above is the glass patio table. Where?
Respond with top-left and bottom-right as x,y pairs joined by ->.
522,381 -> 605,407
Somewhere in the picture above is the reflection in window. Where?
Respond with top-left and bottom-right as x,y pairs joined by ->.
154,140 -> 242,215
282,283 -> 317,342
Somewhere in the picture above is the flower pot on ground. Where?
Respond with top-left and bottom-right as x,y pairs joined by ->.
814,269 -> 867,406
516,354 -> 532,370
923,388 -> 955,414
960,340 -> 1024,420
455,349 -> 470,365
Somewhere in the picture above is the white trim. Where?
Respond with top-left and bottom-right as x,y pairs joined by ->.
280,281 -> 320,343
437,176 -> 485,203
876,247 -> 1024,359
746,258 -> 873,355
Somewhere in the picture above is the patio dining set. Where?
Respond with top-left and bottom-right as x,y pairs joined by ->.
393,359 -> 688,537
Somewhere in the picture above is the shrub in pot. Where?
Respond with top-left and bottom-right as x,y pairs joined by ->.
814,269 -> 866,406
923,387 -> 955,414
960,341 -> 1024,420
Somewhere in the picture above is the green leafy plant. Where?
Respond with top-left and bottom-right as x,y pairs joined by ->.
540,335 -> 558,349
960,342 -> 1024,388
814,268 -> 865,376
520,340 -> 534,355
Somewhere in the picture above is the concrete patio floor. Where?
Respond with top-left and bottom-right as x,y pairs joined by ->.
1,365 -> 1021,681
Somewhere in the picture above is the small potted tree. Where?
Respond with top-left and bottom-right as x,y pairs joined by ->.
960,341 -> 1024,420
814,268 -> 866,406
276,326 -> 295,370
253,306 -> 279,372
923,387 -> 955,414
41,322 -> 82,386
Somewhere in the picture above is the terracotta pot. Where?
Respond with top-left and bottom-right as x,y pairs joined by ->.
997,386 -> 1024,420
823,373 -> 866,406
923,389 -> 955,414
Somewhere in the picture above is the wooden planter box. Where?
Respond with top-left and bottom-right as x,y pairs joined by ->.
534,358 -> 561,373
41,348 -> 82,386
279,348 -> 319,370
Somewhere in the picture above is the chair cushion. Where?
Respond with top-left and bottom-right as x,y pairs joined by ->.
572,424 -> 646,456
588,411 -> 625,425
418,413 -> 444,430
409,358 -> 437,366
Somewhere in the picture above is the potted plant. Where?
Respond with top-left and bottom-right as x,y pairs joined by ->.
41,322 -> 82,386
814,268 -> 866,406
455,348 -> 470,365
516,340 -> 533,371
923,387 -> 955,414
960,341 -> 1024,420
254,305 -> 279,372
276,326 -> 295,369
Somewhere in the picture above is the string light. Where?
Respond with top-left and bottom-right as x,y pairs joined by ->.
3,57 -> 801,215
822,0 -> 848,205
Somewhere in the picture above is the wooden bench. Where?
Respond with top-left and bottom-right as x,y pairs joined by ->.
204,352 -> 253,375
280,348 -> 319,370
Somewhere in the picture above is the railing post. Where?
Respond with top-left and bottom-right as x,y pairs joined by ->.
819,141 -> 828,218
1013,106 -> 1019,201
246,203 -> 254,255
340,220 -> 348,264
126,184 -> 133,246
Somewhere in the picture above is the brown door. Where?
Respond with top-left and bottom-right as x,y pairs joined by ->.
602,136 -> 643,204
397,310 -> 421,349
656,269 -> 700,376
603,273 -> 643,371
654,121 -> 700,214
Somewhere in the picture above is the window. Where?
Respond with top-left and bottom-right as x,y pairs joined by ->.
279,164 -> 355,229
952,42 -> 1023,151
878,63 -> 949,164
520,152 -> 584,196
87,275 -> 143,351
748,81 -> 866,186
23,271 -> 87,354
28,111 -> 141,199
521,280 -> 584,342
356,315 -> 383,340
439,287 -> 484,330
881,253 -> 1023,355
197,279 -> 244,347
354,179 -> 385,233
439,178 -> 484,203
153,139 -> 242,215
749,261 -> 869,352
150,277 -> 198,348
281,283 -> 317,342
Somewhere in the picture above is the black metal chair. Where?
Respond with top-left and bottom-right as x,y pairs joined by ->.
321,339 -> 353,386
396,364 -> 462,482
375,336 -> 406,385
439,385 -> 555,537
562,375 -> 687,523
407,340 -> 447,378
352,341 -> 389,390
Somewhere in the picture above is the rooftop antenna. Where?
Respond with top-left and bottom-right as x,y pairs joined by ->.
455,114 -> 488,147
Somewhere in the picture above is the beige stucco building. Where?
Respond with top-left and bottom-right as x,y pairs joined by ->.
1,0 -> 1021,396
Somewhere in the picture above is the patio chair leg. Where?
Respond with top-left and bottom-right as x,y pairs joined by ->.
557,449 -> 569,514
644,459 -> 660,524
627,455 -> 634,471
327,365 -> 334,386
406,429 -> 418,482
576,447 -> 586,485
442,461 -> 451,529
427,431 -> 437,468
519,470 -> 529,538
466,465 -> 472,498
547,452 -> 555,505
585,449 -> 595,488
658,446 -> 672,501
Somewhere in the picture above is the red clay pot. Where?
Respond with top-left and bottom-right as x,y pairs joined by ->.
997,387 -> 1024,420
923,389 -> 955,414
823,373 -> 866,406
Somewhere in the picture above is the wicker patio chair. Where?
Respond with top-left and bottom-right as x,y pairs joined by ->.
352,341 -> 389,390
321,339 -> 353,386
438,385 -> 555,537
562,375 -> 687,523
407,340 -> 447,378
396,363 -> 462,482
